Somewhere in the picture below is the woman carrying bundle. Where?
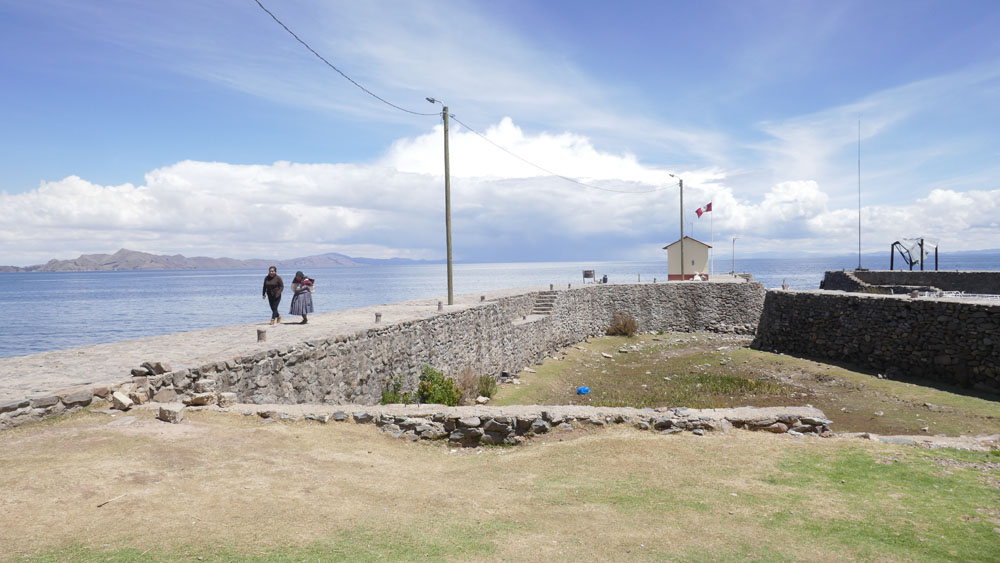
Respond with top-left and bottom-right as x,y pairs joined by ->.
289,271 -> 314,324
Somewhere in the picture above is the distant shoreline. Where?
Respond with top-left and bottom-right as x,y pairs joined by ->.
0,248 -> 438,273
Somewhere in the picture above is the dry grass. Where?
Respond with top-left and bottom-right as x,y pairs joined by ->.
2,408 -> 998,561
494,332 -> 1000,436
605,311 -> 639,336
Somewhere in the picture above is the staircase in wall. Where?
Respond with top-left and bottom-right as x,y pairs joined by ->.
530,291 -> 558,315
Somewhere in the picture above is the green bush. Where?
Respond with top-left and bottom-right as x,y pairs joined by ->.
477,374 -> 498,398
417,365 -> 462,406
380,378 -> 412,405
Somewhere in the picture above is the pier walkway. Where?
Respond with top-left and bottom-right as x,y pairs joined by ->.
0,286 -> 548,403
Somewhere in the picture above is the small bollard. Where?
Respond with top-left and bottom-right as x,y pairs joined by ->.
550,283 -> 554,290
480,295 -> 485,302
256,328 -> 267,343
375,312 -> 382,323
438,301 -> 443,311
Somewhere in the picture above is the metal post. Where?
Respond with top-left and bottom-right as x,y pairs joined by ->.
442,106 -> 454,305
731,237 -> 737,275
919,238 -> 924,271
679,178 -> 685,281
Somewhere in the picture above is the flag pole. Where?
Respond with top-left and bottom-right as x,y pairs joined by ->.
710,205 -> 714,278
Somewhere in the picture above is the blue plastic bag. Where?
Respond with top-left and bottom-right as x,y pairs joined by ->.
576,386 -> 590,395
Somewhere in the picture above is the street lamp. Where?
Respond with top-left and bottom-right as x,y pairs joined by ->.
668,173 -> 684,281
731,237 -> 738,275
427,97 -> 454,305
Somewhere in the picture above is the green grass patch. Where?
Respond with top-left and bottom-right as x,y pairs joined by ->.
20,520 -> 522,562
760,447 -> 1000,561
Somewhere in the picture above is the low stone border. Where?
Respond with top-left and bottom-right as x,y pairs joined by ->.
0,387 -> 106,429
211,404 -> 833,447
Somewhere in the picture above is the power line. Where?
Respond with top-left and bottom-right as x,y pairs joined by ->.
253,0 -> 679,194
252,0 -> 439,117
449,115 -> 674,194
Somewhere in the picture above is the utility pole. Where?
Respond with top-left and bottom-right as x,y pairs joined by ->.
857,118 -> 862,270
731,237 -> 738,275
427,97 -> 454,305
669,175 -> 685,281
443,106 -> 453,305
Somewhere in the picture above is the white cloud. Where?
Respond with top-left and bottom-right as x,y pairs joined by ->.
2,118 -> 998,267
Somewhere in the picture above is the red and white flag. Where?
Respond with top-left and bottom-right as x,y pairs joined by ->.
695,201 -> 712,218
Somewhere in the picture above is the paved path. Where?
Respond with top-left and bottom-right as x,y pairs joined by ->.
0,285 -> 552,402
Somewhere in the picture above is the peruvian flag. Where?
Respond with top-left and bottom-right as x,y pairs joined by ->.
696,201 -> 712,218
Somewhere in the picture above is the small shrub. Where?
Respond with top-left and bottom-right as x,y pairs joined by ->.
380,378 -> 412,405
454,366 -> 479,405
606,311 -> 639,336
477,374 -> 498,398
417,365 -> 462,406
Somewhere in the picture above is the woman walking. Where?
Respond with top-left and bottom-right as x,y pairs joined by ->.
289,271 -> 314,324
262,266 -> 283,325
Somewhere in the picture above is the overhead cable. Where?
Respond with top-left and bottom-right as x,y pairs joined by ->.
252,0 -> 439,116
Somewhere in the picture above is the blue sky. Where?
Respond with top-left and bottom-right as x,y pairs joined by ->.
1,0 -> 998,266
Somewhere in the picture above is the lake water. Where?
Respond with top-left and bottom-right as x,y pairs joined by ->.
2,253 -> 998,358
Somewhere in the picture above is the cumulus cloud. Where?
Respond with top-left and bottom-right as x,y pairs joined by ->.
1,118 -> 998,266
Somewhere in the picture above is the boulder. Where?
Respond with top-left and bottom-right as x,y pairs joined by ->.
60,389 -> 93,407
530,419 -> 551,434
111,391 -> 134,411
185,392 -> 217,406
157,404 -> 185,424
193,379 -> 217,393
153,389 -> 178,403
457,416 -> 482,428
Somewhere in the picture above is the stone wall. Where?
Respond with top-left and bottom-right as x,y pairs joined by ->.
170,283 -> 765,404
160,282 -> 765,407
752,291 -> 1000,393
1,282 -> 767,429
823,270 -> 1000,295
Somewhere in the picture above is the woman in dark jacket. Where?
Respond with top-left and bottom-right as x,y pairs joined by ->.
262,266 -> 284,324
289,271 -> 314,324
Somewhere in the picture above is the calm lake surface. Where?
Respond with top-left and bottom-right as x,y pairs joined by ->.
2,253 -> 998,358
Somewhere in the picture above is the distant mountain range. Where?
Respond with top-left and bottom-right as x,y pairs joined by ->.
0,248 -> 437,272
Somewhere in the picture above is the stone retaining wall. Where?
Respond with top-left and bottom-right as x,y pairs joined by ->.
752,290 -> 1000,393
162,283 -> 765,406
234,404 -> 833,446
823,270 -> 1000,295
1,282 -> 766,429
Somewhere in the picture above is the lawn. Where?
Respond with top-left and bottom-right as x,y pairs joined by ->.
1,408 -> 998,562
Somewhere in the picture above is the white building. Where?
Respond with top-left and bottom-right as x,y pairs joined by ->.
663,237 -> 711,280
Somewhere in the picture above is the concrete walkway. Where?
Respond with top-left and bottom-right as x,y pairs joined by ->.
0,285 -> 553,402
